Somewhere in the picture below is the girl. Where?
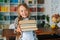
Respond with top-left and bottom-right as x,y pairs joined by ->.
9,3 -> 38,40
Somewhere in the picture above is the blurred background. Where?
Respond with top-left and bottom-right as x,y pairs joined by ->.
0,0 -> 60,40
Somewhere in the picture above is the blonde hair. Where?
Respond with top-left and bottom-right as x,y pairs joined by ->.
17,3 -> 30,19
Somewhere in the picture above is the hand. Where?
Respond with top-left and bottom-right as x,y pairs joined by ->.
15,25 -> 22,38
15,25 -> 21,33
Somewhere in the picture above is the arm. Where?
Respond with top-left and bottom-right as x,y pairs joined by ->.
9,17 -> 22,40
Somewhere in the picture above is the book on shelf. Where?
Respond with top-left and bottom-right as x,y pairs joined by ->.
5,16 -> 10,20
0,24 -> 2,29
0,15 -> 5,20
28,0 -> 32,4
10,16 -> 17,20
29,8 -> 36,12
4,6 -> 9,12
10,6 -> 17,12
0,24 -> 9,29
19,20 -> 38,31
37,0 -> 44,4
1,6 -> 5,12
0,29 -> 2,35
28,0 -> 35,4
0,6 -> 1,12
37,7 -> 44,12
30,16 -> 36,20
22,0 -> 25,3
0,0 -> 8,3
4,0 -> 8,3
0,0 -> 3,2
34,0 -> 36,4
1,6 -> 9,12
10,0 -> 18,3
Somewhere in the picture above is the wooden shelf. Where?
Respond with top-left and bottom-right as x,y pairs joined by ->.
35,28 -> 56,35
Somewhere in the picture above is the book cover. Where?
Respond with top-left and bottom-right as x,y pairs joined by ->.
10,6 -> 17,12
37,7 -> 44,12
30,8 -> 36,12
10,0 -> 18,3
0,0 -> 3,2
37,0 -> 44,4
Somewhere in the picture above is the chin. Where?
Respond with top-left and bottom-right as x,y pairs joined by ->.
22,16 -> 28,18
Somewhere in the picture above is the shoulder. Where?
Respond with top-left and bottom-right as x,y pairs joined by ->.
14,17 -> 18,22
9,17 -> 18,29
9,23 -> 15,29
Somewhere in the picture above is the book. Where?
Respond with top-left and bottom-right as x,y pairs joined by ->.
0,6 -> 1,12
5,16 -> 10,20
22,0 -> 25,3
0,0 -> 3,2
37,0 -> 44,4
1,6 -> 5,12
29,8 -> 36,12
10,16 -> 17,20
1,6 -> 9,12
4,0 -> 8,3
19,20 -> 36,24
4,6 -> 9,12
10,6 -> 17,12
10,0 -> 18,3
28,0 -> 32,4
37,7 -> 44,12
19,20 -> 38,31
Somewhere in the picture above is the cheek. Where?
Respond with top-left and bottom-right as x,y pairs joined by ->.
18,11 -> 22,16
26,11 -> 29,15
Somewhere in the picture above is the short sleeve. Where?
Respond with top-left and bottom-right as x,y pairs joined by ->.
9,24 -> 15,29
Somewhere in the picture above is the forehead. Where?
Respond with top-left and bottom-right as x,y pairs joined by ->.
19,5 -> 26,10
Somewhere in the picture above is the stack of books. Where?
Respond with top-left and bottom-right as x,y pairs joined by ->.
19,20 -> 38,31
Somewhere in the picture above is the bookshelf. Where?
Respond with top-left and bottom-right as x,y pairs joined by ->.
0,0 -> 46,29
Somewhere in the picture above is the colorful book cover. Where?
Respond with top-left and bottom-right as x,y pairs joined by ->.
5,16 -> 10,20
34,0 -> 36,4
10,0 -> 18,3
40,8 -> 44,12
1,6 -> 5,12
0,0 -> 3,2
37,7 -> 44,12
37,0 -> 44,4
22,0 -> 25,3
0,14 -> 3,20
1,6 -> 9,12
28,0 -> 32,4
10,6 -> 17,12
0,6 -> 1,12
4,0 -> 8,3
10,16 -> 17,20
30,16 -> 36,20
4,6 -> 9,12
30,8 -> 36,12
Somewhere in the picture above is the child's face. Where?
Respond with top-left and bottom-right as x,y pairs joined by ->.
18,5 -> 29,18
